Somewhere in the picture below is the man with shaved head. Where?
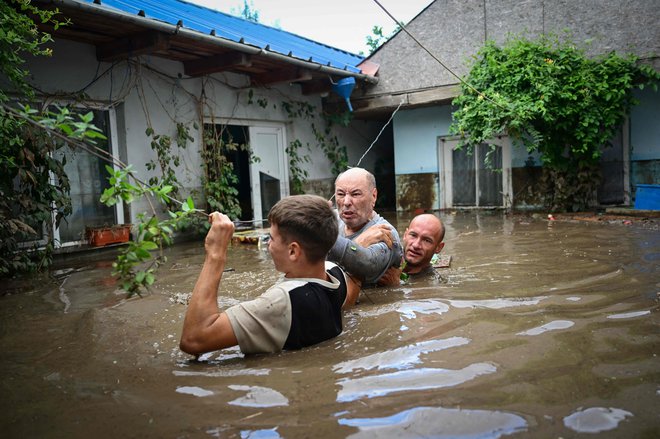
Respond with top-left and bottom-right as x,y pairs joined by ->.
360,213 -> 446,283
327,167 -> 403,285
400,214 -> 445,278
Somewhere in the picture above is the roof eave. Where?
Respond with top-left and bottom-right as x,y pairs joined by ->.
46,0 -> 378,84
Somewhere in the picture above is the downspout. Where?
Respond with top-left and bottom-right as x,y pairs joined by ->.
44,0 -> 378,84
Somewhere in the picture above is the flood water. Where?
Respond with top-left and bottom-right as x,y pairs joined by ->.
1,211 -> 658,438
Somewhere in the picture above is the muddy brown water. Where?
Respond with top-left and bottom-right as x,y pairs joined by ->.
1,212 -> 658,438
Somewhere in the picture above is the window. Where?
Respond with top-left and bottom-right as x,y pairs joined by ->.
439,137 -> 511,209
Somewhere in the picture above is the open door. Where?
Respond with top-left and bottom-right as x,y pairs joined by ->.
248,126 -> 288,224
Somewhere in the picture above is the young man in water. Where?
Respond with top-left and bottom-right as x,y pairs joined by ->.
180,195 -> 359,355
361,213 -> 446,282
327,167 -> 402,286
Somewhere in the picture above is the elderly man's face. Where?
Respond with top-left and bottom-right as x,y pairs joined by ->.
335,172 -> 377,233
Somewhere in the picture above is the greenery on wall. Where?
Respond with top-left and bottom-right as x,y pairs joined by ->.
280,97 -> 351,181
201,125 -> 248,220
0,1 -> 202,294
0,0 -> 77,275
450,34 -> 659,211
145,122 -> 195,207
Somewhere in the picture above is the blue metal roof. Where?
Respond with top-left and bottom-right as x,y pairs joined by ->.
80,0 -> 365,73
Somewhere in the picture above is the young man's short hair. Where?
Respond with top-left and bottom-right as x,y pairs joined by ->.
268,195 -> 338,262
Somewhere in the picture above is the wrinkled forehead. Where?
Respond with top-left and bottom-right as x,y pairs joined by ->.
335,172 -> 372,192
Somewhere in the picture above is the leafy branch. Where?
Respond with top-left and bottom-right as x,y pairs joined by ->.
101,167 -> 199,295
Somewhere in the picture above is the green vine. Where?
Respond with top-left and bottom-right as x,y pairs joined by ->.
286,139 -> 311,194
0,0 -> 77,275
249,92 -> 352,182
450,33 -> 660,211
312,121 -> 349,177
145,122 -> 195,206
1,105 -> 105,275
201,126 -> 249,220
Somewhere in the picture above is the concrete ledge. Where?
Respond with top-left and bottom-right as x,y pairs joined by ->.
605,207 -> 660,218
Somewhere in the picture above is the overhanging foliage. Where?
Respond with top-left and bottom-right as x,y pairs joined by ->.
450,34 -> 659,210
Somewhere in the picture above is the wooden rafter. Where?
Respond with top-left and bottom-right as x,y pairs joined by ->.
96,31 -> 171,62
301,79 -> 333,96
251,68 -> 313,86
183,52 -> 252,77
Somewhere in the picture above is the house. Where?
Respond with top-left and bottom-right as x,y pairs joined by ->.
350,0 -> 660,211
8,0 -> 393,248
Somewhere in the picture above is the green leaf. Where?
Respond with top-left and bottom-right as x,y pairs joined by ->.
141,241 -> 159,251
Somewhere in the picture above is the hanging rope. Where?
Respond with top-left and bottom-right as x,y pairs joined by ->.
372,0 -> 509,111
354,100 -> 403,168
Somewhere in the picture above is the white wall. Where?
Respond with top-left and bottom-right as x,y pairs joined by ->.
21,38 -> 376,223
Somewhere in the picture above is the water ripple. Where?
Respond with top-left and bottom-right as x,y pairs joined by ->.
173,368 -> 270,377
175,386 -> 213,397
607,310 -> 651,319
517,320 -> 575,336
448,297 -> 547,309
563,407 -> 633,433
333,337 -> 471,374
339,406 -> 528,438
228,385 -> 288,407
336,363 -> 497,402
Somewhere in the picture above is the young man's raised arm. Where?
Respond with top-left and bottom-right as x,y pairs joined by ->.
179,212 -> 238,355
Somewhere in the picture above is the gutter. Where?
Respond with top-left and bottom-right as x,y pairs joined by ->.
46,0 -> 378,84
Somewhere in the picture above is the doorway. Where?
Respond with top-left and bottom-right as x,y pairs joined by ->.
248,126 -> 288,224
204,122 -> 288,224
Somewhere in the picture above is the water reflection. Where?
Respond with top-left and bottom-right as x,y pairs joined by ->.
339,406 -> 528,438
333,337 -> 470,373
175,386 -> 213,397
336,363 -> 497,402
447,297 -> 547,309
563,407 -> 633,433
227,385 -> 289,407
517,320 -> 574,336
239,428 -> 282,439
607,310 -> 651,319
2,211 -> 658,438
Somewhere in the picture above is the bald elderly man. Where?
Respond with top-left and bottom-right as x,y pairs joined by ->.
326,167 -> 403,285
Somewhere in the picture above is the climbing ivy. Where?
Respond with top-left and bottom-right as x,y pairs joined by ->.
201,125 -> 248,220
450,33 -> 659,211
145,122 -> 195,207
312,121 -> 349,177
1,105 -> 105,275
0,0 -> 81,275
286,139 -> 310,194
248,92 -> 353,188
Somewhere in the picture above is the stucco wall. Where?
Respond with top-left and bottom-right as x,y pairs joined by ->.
18,38 -> 382,223
366,0 -> 660,97
371,0 -> 659,210
393,106 -> 530,176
